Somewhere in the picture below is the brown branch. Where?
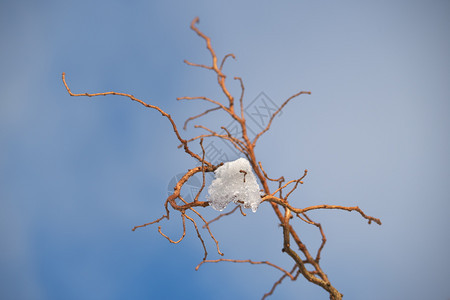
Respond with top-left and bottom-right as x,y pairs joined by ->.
62,72 -> 209,167
195,259 -> 294,280
281,208 -> 343,300
284,169 -> 308,200
184,213 -> 208,260
177,96 -> 229,113
183,106 -> 221,130
262,264 -> 298,300
157,213 -> 186,244
268,170 -> 308,199
183,59 -> 213,70
179,197 -> 224,257
234,76 -> 245,120
194,139 -> 207,202
190,209 -> 224,256
178,133 -> 214,147
189,17 -> 235,112
194,125 -> 246,154
258,161 -> 285,182
179,132 -> 245,154
253,90 -> 311,146
131,214 -> 168,231
220,53 -> 236,70
166,165 -> 220,211
258,161 -> 285,199
263,195 -> 382,225
220,126 -> 247,152
299,213 -> 327,262
238,205 -> 247,216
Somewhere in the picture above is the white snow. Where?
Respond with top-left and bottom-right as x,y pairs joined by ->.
207,157 -> 262,212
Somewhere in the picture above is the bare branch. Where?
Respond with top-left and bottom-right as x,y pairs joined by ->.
263,195 -> 382,225
238,205 -> 247,216
196,259 -> 295,280
62,72 -> 208,166
131,214 -> 168,231
178,196 -> 224,257
184,213 -> 208,260
189,17 -> 235,112
258,161 -> 284,182
270,169 -> 307,198
253,91 -> 311,146
234,76 -> 246,120
183,106 -> 221,130
299,213 -> 327,262
194,139 -> 207,202
177,96 -> 229,112
195,125 -> 246,154
220,126 -> 247,152
220,53 -> 236,70
284,169 -> 308,200
183,59 -> 213,70
262,264 -> 298,300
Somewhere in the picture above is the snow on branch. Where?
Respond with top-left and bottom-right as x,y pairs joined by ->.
208,158 -> 262,212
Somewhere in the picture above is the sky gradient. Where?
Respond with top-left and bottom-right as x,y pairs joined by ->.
1,1 -> 449,299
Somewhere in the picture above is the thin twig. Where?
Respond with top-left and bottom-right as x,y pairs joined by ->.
62,72 -> 209,167
284,169 -> 308,200
183,59 -> 213,70
234,77 -> 245,120
300,213 -> 327,262
179,197 -> 224,257
177,96 -> 229,112
220,53 -> 236,70
253,91 -> 311,146
263,196 -> 382,225
195,259 -> 294,280
262,264 -> 298,300
183,106 -> 221,130
269,169 -> 307,198
189,17 -> 235,111
202,206 -> 239,228
184,213 -> 208,261
258,161 -> 285,182
132,214 -> 168,231
194,138 -> 207,202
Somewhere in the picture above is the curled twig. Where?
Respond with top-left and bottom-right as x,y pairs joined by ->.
220,53 -> 236,70
158,213 -> 186,244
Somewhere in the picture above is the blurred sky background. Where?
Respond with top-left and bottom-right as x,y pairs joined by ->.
1,1 -> 449,299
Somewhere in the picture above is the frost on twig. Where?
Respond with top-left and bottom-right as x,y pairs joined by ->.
208,158 -> 262,212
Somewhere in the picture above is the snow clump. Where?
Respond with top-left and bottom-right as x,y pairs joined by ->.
207,157 -> 262,212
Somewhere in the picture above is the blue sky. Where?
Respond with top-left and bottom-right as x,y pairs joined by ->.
1,1 -> 449,299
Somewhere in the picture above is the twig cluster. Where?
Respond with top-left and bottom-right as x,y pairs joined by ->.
62,17 -> 381,300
